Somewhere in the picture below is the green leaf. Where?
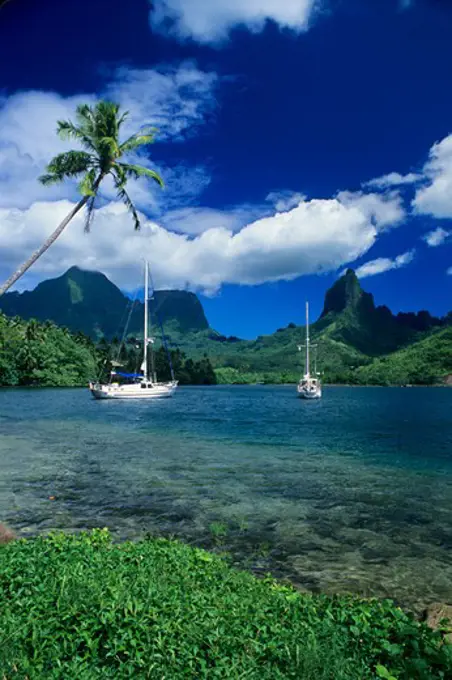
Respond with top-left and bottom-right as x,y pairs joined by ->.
78,169 -> 97,197
116,162 -> 164,187
39,150 -> 92,186
119,128 -> 158,154
113,178 -> 141,230
376,665 -> 397,680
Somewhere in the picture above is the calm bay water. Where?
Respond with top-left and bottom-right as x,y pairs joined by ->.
1,385 -> 451,610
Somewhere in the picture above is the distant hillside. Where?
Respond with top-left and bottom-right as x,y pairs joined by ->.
1,267 -> 450,386
169,270 -> 449,382
353,326 -> 452,386
0,267 -> 209,339
171,270 -> 451,386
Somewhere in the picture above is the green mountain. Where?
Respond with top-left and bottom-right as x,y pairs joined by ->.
353,326 -> 452,386
0,267 -> 450,386
318,269 -> 417,355
0,267 -> 209,339
173,269 -> 451,386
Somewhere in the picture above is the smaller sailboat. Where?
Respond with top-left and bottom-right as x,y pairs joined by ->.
297,302 -> 322,400
89,262 -> 178,400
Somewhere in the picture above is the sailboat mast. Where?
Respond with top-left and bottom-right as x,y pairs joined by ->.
143,261 -> 149,381
305,301 -> 310,377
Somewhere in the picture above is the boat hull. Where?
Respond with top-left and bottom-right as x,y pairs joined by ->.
297,379 -> 322,400
298,387 -> 322,400
89,382 -> 177,400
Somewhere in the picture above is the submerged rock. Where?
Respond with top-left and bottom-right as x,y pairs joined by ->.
0,522 -> 15,545
425,603 -> 452,642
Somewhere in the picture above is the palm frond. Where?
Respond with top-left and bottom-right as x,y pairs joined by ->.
57,120 -> 97,152
111,163 -> 127,188
38,151 -> 93,185
115,162 -> 164,187
117,110 -> 130,129
75,104 -> 96,134
113,176 -> 141,230
99,136 -> 120,157
78,169 -> 98,197
39,173 -> 62,186
119,127 -> 158,155
95,101 -> 121,140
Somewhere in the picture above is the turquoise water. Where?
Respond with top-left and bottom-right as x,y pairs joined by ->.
1,385 -> 451,610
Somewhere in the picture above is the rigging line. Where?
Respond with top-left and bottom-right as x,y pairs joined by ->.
114,284 -> 140,366
112,289 -> 134,347
95,283 -> 141,383
148,266 -> 175,382
133,339 -> 141,377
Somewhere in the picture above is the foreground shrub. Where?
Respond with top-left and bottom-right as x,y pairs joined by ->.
0,530 -> 451,678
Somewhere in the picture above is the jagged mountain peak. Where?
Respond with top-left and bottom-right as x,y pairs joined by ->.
321,268 -> 372,317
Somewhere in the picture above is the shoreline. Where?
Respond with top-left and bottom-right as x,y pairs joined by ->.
1,529 -> 451,677
0,382 -> 450,390
3,518 -> 450,616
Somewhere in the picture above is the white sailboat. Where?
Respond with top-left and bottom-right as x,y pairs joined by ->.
297,302 -> 322,400
89,262 -> 178,400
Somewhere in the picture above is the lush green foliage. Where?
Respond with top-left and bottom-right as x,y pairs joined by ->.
0,313 -> 97,387
0,311 -> 215,388
352,327 -> 452,386
153,347 -> 217,385
98,342 -> 217,385
0,531 -> 450,679
215,367 -> 298,384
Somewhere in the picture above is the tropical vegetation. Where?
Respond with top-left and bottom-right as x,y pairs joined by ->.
0,530 -> 451,679
0,101 -> 163,296
0,313 -> 216,387
98,341 -> 217,385
351,327 -> 452,386
0,313 -> 97,387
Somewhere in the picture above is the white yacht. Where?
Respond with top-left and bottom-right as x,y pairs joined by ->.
297,302 -> 322,400
89,262 -> 178,400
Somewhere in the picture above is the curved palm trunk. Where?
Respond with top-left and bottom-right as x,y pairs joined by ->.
0,196 -> 90,296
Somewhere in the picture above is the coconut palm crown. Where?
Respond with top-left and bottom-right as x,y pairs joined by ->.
0,100 -> 163,296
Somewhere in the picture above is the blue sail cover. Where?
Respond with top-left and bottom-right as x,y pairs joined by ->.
111,371 -> 142,379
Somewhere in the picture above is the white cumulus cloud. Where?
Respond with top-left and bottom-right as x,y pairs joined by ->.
364,132 -> 452,224
422,227 -> 450,247
0,192 -> 404,294
364,171 -> 421,190
104,63 -> 218,141
413,134 -> 452,218
150,0 -> 316,43
335,190 -> 405,229
266,191 -> 307,212
354,250 -> 415,279
161,204 -> 270,235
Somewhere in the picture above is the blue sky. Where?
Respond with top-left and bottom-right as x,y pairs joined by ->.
0,0 -> 451,338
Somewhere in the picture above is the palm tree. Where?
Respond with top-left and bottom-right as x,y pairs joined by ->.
0,101 -> 163,296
